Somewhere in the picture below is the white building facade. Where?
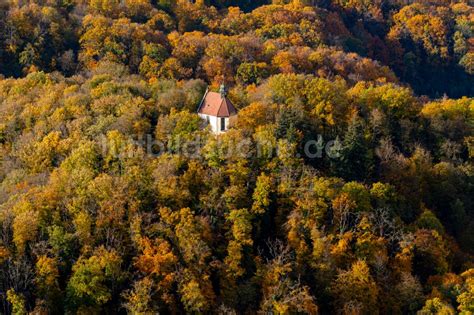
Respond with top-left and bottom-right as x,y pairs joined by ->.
197,84 -> 237,134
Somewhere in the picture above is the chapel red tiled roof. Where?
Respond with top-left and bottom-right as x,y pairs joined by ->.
198,90 -> 237,117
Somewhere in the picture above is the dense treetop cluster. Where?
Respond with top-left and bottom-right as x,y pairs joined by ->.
0,0 -> 473,314
1,0 -> 473,96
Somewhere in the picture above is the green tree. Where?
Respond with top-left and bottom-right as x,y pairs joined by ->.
66,247 -> 123,312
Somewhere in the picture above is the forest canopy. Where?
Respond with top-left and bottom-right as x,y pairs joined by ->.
0,0 -> 473,314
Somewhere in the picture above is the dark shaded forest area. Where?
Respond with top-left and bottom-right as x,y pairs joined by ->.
0,0 -> 473,314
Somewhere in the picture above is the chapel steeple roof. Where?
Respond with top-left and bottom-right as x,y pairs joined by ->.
197,85 -> 237,118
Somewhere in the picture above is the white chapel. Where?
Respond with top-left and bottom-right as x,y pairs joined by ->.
197,84 -> 237,134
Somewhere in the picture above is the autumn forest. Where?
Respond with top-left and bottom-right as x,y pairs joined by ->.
0,0 -> 473,314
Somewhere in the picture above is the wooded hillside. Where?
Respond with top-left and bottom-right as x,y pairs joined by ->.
0,0 -> 473,314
